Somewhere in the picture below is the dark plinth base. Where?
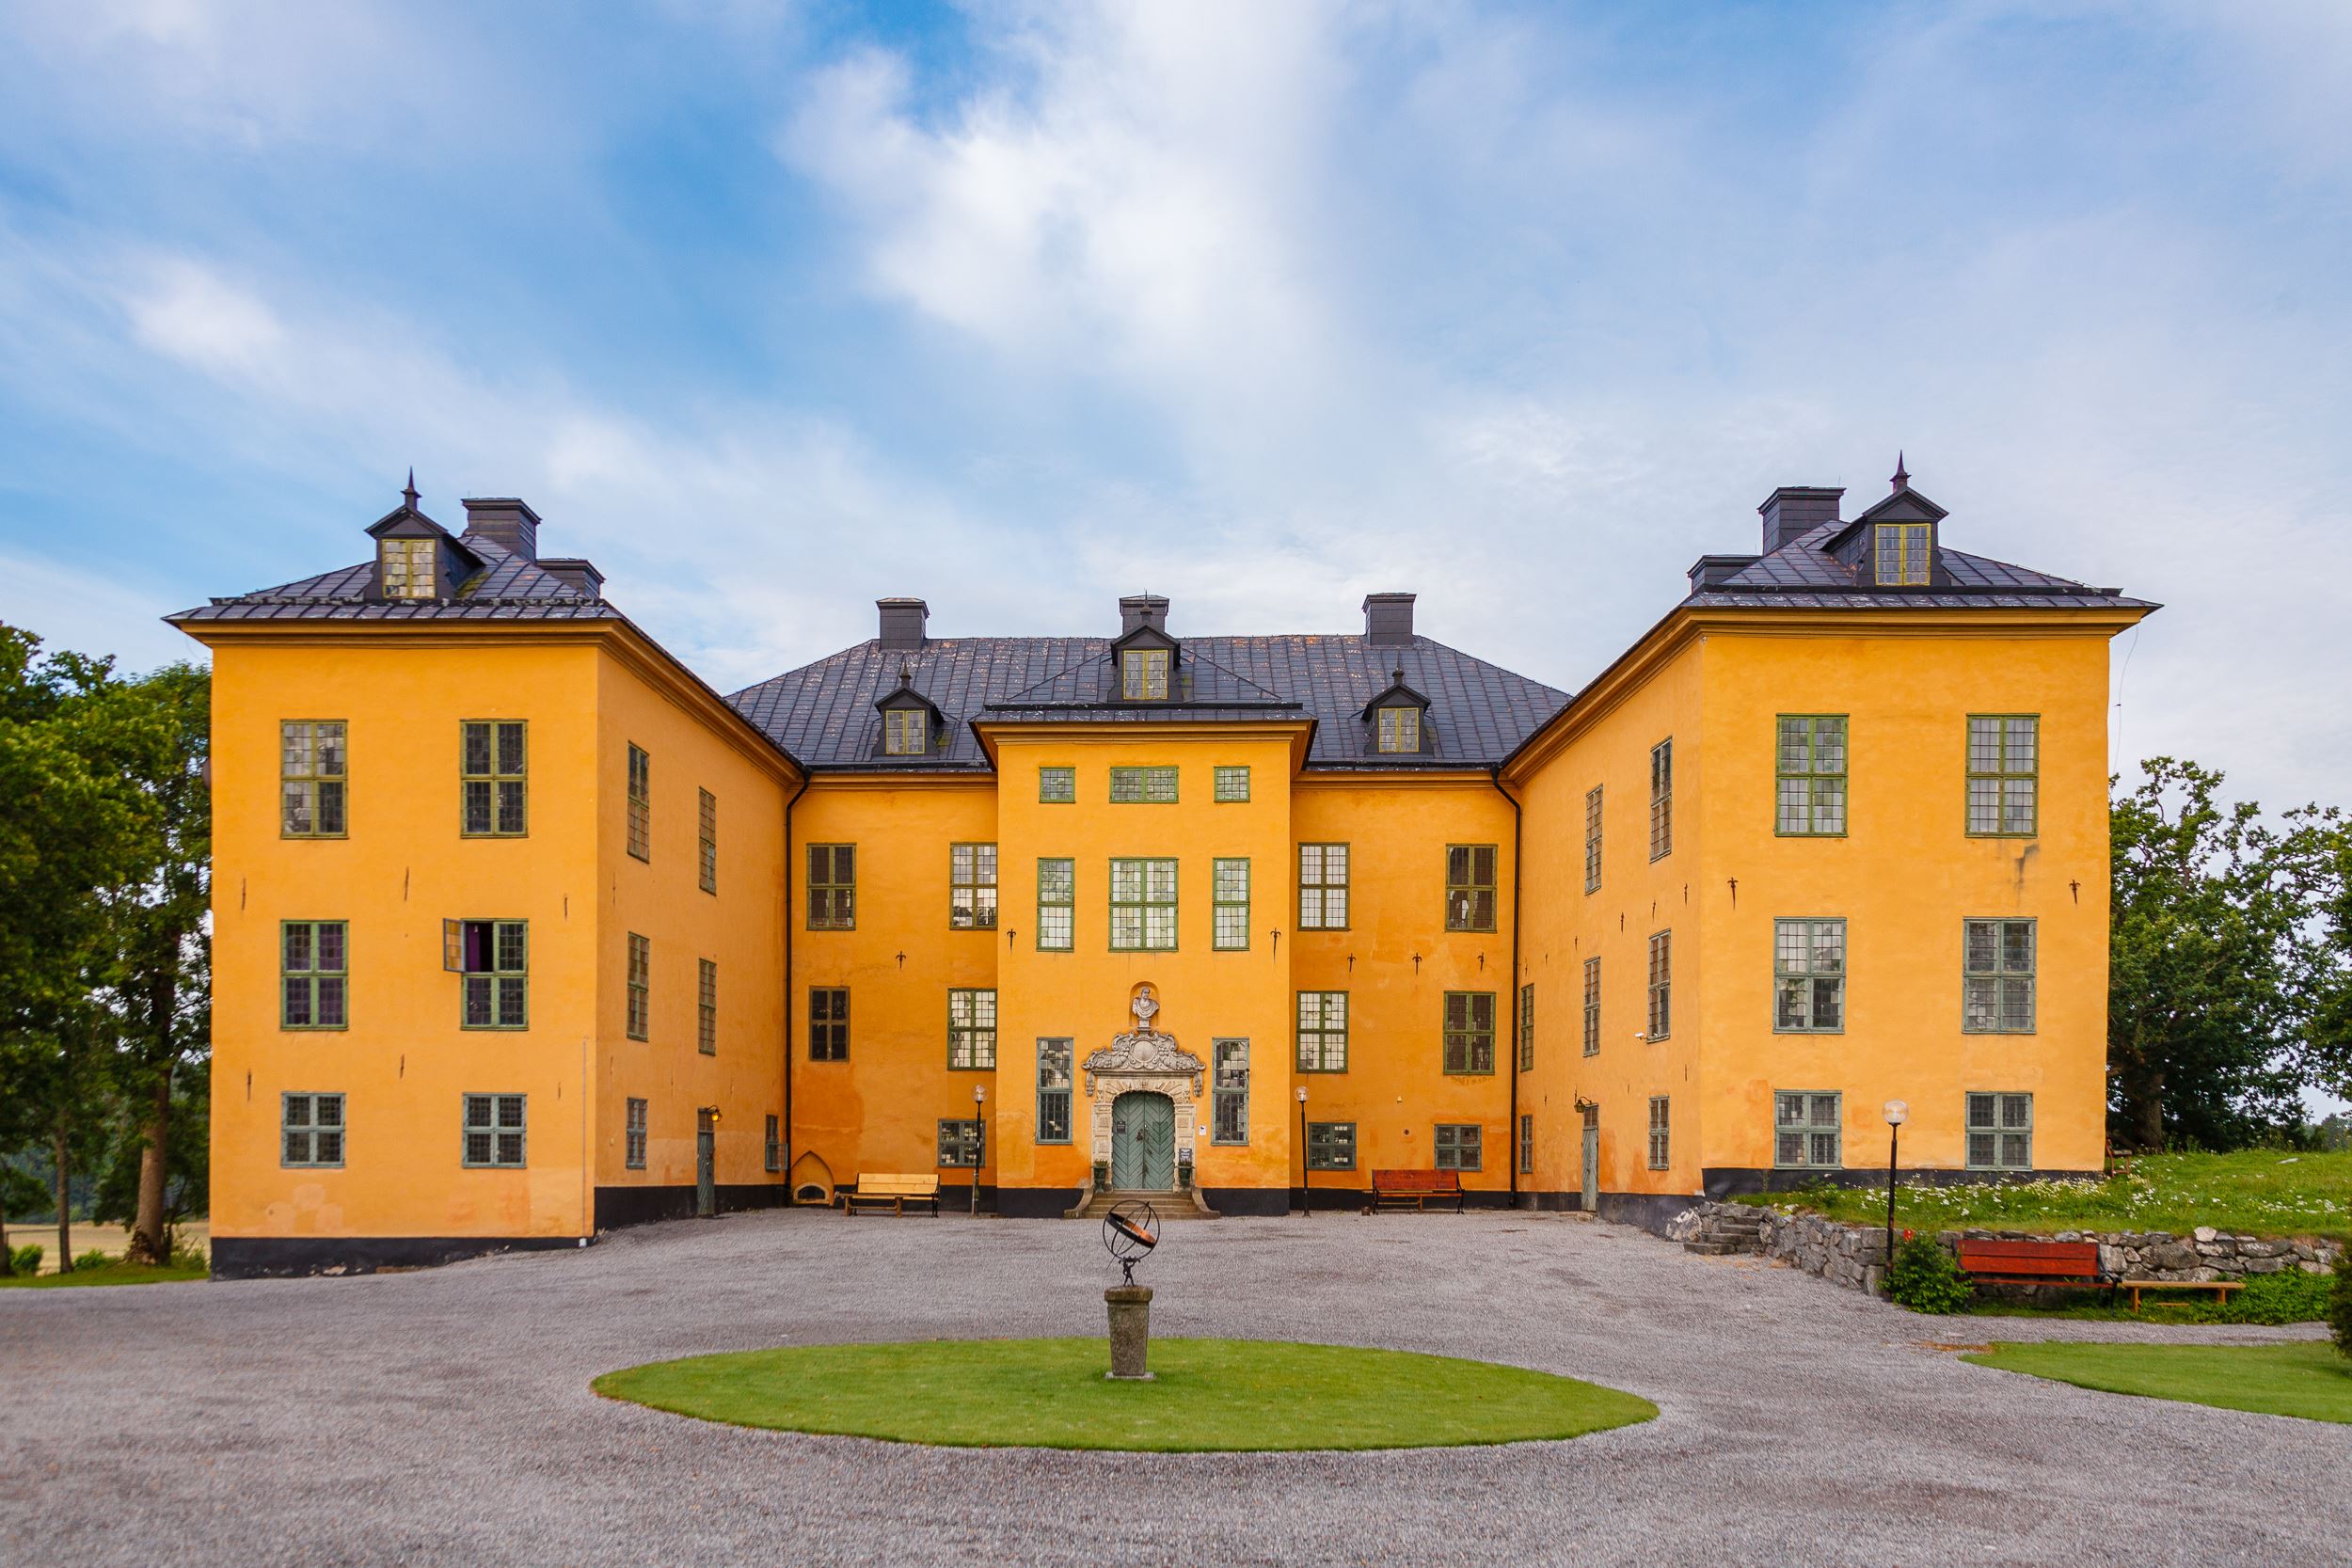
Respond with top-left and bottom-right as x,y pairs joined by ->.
1104,1284 -> 1153,1380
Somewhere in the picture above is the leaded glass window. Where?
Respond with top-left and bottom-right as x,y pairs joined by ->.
280,721 -> 347,837
1109,858 -> 1177,951
1212,1038 -> 1248,1145
626,743 -> 650,860
1120,648 -> 1169,700
625,934 -> 649,1040
457,920 -> 528,1029
884,708 -> 928,755
1582,957 -> 1600,1056
1036,1038 -> 1073,1145
1517,982 -> 1534,1072
1038,766 -> 1076,803
1965,1092 -> 2033,1171
1109,766 -> 1178,803
1377,705 -> 1421,753
281,920 -> 347,1029
1036,858 -> 1074,952
1646,931 -> 1671,1040
1443,990 -> 1495,1075
806,845 -> 855,929
950,843 -> 998,929
1445,844 -> 1497,931
948,988 -> 997,1069
809,987 -> 848,1061
1967,716 -> 2039,836
697,958 -> 717,1055
1777,716 -> 1848,836
1518,1114 -> 1534,1174
698,789 -> 717,894
381,537 -> 435,598
1296,991 -> 1347,1071
1875,523 -> 1931,585
1434,1123 -> 1482,1171
1963,919 -> 2036,1032
1214,766 -> 1250,801
460,721 -> 527,836
1297,843 -> 1349,929
1773,919 -> 1845,1033
1584,785 -> 1603,892
765,1114 -> 783,1173
1648,1097 -> 1671,1170
1772,1091 -> 1841,1169
625,1098 -> 647,1169
282,1093 -> 344,1167
1212,858 -> 1249,951
937,1119 -> 983,1168
1649,738 -> 1673,860
1307,1121 -> 1356,1170
463,1093 -> 527,1167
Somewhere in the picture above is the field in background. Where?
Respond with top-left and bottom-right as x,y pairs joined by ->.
3,1219 -> 211,1275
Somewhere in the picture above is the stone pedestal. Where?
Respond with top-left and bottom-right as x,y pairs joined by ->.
1104,1285 -> 1153,1381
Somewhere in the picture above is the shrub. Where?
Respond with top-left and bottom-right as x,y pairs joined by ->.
73,1249 -> 113,1272
2198,1266 -> 2332,1324
1887,1235 -> 1974,1313
2329,1252 -> 2352,1360
9,1244 -> 41,1275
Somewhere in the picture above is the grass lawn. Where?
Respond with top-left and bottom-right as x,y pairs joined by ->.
0,1259 -> 208,1290
1963,1340 -> 2352,1424
594,1337 -> 1658,1451
1740,1148 -> 2351,1240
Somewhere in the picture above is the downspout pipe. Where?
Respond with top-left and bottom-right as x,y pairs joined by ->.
781,771 -> 811,1196
1490,765 -> 1525,1207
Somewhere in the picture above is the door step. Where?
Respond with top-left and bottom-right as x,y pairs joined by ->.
1076,1189 -> 1218,1220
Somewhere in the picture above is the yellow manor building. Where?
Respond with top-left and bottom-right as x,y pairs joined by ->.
172,466 -> 2154,1276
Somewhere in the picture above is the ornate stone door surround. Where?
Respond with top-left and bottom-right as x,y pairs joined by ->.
1083,984 -> 1204,1182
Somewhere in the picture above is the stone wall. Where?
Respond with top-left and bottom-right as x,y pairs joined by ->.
1662,1201 -> 2345,1297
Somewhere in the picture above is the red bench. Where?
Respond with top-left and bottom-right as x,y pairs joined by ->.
1366,1169 -> 1465,1214
1954,1238 -> 2115,1301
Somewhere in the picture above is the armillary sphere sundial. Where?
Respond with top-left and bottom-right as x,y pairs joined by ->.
1103,1199 -> 1159,1288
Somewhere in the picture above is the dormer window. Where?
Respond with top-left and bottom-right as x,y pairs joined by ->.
1378,705 -> 1421,753
382,538 -> 437,598
1120,648 -> 1169,700
1874,524 -> 1931,586
1362,667 -> 1432,757
884,708 -> 928,755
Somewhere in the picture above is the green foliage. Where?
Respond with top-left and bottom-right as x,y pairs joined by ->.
1887,1235 -> 1975,1313
2199,1266 -> 2334,1324
2330,1251 -> 2352,1360
72,1248 -> 112,1271
9,1244 -> 40,1274
0,1255 -> 207,1289
2108,759 -> 2350,1150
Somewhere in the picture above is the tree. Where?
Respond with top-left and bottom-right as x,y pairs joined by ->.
2108,759 -> 2348,1148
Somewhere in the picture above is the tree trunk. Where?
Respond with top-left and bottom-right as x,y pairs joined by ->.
2130,1071 -> 2167,1152
53,1117 -> 72,1275
1,1208 -> 12,1276
125,1070 -> 172,1266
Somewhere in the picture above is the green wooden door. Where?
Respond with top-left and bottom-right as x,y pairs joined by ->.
1111,1092 -> 1176,1190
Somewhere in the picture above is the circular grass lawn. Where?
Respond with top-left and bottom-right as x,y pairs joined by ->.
593,1338 -> 1656,1451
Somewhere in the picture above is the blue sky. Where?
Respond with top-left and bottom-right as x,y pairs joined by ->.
2,0 -> 2348,824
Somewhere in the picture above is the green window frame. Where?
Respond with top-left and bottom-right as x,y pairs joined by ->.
1213,765 -> 1250,802
1518,1114 -> 1534,1175
1646,931 -> 1671,1041
948,988 -> 997,1069
697,958 -> 717,1055
1965,1092 -> 2034,1171
1296,990 -> 1348,1071
1212,858 -> 1249,950
808,987 -> 849,1061
1649,738 -> 1673,860
883,707 -> 928,756
1443,990 -> 1496,1075
1445,844 -> 1497,932
1211,1038 -> 1249,1145
937,1119 -> 984,1168
1772,918 -> 1845,1033
626,743 -> 650,861
380,537 -> 436,598
1581,958 -> 1600,1056
1875,523 -> 1931,585
698,788 -> 717,894
280,720 -> 347,838
1120,648 -> 1169,700
281,920 -> 348,1029
625,1098 -> 647,1169
1039,766 -> 1076,803
455,919 -> 528,1029
1036,858 -> 1075,951
462,1093 -> 528,1168
1517,982 -> 1534,1072
1583,785 -> 1602,893
1772,1090 -> 1841,1169
1297,843 -> 1349,929
1963,918 -> 2036,1032
1036,1038 -> 1074,1144
1109,765 -> 1178,803
1109,858 -> 1178,951
1648,1096 -> 1670,1170
766,1115 -> 783,1173
806,844 -> 855,929
1777,716 -> 1848,836
1967,715 -> 2039,836
626,933 -> 650,1040
460,721 -> 527,837
281,1093 -> 344,1168
1376,705 -> 1421,753
950,843 -> 999,929
1307,1121 -> 1356,1171
1434,1123 -> 1482,1172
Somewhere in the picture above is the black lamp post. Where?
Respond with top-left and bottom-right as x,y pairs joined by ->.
1883,1098 -> 1909,1288
972,1082 -> 988,1218
1296,1085 -> 1311,1218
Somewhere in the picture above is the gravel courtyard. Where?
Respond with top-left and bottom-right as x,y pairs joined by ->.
5,1210 -> 2345,1567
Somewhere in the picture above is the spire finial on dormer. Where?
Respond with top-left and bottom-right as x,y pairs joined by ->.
899,662 -> 914,685
1392,667 -> 1405,686
1891,451 -> 1910,493
402,467 -> 420,510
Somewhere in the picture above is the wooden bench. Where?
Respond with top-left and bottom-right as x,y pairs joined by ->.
1954,1238 -> 2115,1301
840,1174 -> 942,1217
1365,1169 -> 1465,1214
2120,1278 -> 2244,1314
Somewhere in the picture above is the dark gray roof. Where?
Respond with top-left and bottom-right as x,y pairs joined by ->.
1684,517 -> 2154,612
725,636 -> 1571,771
168,528 -> 617,625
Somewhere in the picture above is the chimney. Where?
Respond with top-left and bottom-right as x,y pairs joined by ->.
1688,554 -> 1758,593
877,597 -> 930,650
1362,592 -> 1416,644
460,498 -> 542,561
537,558 -> 604,599
1118,594 -> 1169,637
1757,486 -> 1843,554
